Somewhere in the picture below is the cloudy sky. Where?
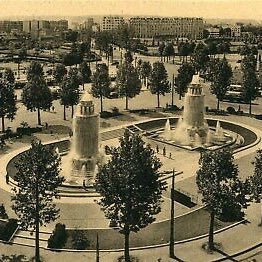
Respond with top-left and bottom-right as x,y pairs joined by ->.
0,0 -> 261,20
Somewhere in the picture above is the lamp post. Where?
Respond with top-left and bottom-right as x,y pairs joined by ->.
171,74 -> 175,107
169,169 -> 175,259
96,233 -> 100,262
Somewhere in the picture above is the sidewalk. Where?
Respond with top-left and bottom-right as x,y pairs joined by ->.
0,203 -> 260,262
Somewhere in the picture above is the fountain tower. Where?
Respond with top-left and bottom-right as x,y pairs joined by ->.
70,92 -> 99,185
172,74 -> 209,145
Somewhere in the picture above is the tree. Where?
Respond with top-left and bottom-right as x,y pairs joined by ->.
79,61 -> 91,89
124,50 -> 133,64
207,41 -> 217,58
27,61 -> 44,82
196,149 -> 248,251
22,62 -> 52,125
178,41 -> 187,62
115,61 -> 141,110
249,149 -> 262,226
78,41 -> 91,58
163,43 -> 174,62
4,68 -> 15,84
12,140 -> 64,262
192,43 -> 210,73
91,63 -> 111,113
62,52 -> 83,67
241,55 -> 260,115
53,64 -> 67,85
15,48 -> 27,79
95,31 -> 113,55
0,80 -> 17,132
115,23 -> 134,50
175,62 -> 195,100
64,30 -> 78,42
136,59 -> 143,78
210,58 -> 232,110
140,61 -> 152,87
95,131 -> 166,262
60,68 -> 80,120
158,42 -> 165,61
148,62 -> 170,107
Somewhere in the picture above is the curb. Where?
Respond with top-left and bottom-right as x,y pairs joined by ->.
9,217 -> 246,253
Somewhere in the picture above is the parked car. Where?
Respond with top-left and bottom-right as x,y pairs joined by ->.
108,91 -> 119,99
111,61 -> 119,66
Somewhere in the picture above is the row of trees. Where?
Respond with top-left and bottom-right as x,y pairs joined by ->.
1,49 -> 259,130
175,48 -> 260,113
91,51 -> 171,111
9,131 -> 262,261
2,60 -> 92,128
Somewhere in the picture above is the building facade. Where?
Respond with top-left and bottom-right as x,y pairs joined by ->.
101,16 -> 124,31
129,16 -> 204,39
23,20 -> 68,33
0,21 -> 23,33
231,24 -> 241,37
206,27 -> 220,38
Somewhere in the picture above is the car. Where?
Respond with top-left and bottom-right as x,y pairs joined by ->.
224,90 -> 244,102
111,61 -> 119,66
108,91 -> 119,99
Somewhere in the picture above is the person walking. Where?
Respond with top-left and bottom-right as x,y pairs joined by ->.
156,144 -> 159,153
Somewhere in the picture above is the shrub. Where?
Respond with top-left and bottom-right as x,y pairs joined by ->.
219,204 -> 244,222
104,145 -> 111,155
100,111 -> 113,119
255,114 -> 262,120
111,107 -> 120,116
47,223 -> 67,249
71,230 -> 89,250
118,255 -> 140,262
227,106 -> 236,114
163,105 -> 180,112
0,204 -> 8,219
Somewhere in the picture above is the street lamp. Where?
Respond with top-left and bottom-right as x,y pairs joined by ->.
169,169 -> 175,259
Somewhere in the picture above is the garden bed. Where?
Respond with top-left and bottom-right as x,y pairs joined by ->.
58,207 -> 234,250
0,219 -> 18,242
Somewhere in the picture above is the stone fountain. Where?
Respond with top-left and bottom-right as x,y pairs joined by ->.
162,74 -> 231,149
172,74 -> 209,145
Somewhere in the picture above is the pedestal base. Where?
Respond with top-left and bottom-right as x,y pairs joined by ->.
69,157 -> 97,186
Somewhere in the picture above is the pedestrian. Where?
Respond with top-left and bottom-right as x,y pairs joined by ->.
69,130 -> 73,138
169,152 -> 172,159
5,173 -> 9,184
163,147 -> 166,157
156,144 -> 159,153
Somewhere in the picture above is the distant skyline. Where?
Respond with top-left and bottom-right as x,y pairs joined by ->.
0,0 -> 261,21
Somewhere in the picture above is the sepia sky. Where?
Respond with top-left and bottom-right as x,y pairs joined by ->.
0,0 -> 261,20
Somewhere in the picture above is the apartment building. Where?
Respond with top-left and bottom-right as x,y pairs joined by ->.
231,24 -> 241,37
129,16 -> 204,39
101,16 -> 124,31
23,20 -> 68,33
0,21 -> 23,33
